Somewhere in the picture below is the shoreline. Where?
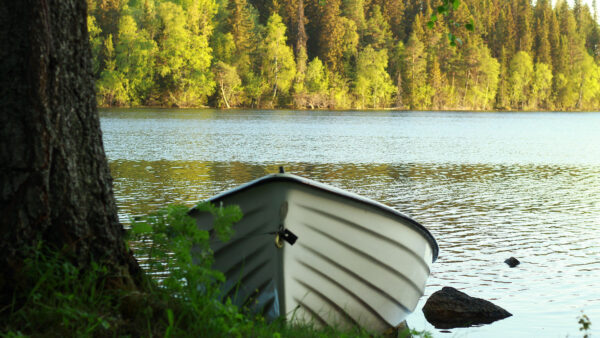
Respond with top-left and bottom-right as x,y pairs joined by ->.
98,105 -> 600,113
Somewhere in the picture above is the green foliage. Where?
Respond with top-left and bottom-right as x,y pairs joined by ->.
463,42 -> 500,110
428,0 -> 473,46
87,0 -> 600,110
97,35 -> 129,106
224,0 -> 259,75
508,51 -> 534,109
530,62 -> 553,108
260,13 -> 296,105
1,243 -> 116,336
114,15 -> 158,105
305,57 -> 328,93
242,71 -> 268,107
95,12 -> 159,107
575,54 -> 600,108
355,47 -> 395,108
156,2 -> 215,107
329,71 -> 353,109
403,32 -> 430,109
363,5 -> 392,51
130,202 -> 241,299
87,16 -> 103,75
213,61 -> 243,108
295,57 -> 330,109
342,0 -> 366,35
211,32 -> 236,65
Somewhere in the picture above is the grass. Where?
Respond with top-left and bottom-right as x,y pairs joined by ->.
0,203 -> 427,337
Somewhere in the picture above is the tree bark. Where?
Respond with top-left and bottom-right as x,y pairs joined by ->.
0,0 -> 141,302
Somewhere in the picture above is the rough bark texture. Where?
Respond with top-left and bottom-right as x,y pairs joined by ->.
422,287 -> 512,329
0,0 -> 141,300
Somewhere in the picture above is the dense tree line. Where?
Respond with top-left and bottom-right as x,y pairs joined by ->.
88,0 -> 600,110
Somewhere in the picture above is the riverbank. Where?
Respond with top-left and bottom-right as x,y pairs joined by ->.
98,104 -> 599,113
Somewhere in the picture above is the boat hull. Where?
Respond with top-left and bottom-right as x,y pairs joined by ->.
191,173 -> 438,333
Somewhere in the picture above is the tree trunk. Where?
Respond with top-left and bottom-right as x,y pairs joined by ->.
576,74 -> 585,109
220,80 -> 231,109
294,0 -> 307,85
396,72 -> 403,108
0,0 -> 141,302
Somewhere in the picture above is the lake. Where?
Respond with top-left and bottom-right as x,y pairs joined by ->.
100,109 -> 600,337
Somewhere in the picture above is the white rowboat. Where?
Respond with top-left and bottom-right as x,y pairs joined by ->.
190,172 -> 438,333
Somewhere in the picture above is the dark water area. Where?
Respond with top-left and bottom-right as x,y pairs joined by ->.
101,109 -> 600,337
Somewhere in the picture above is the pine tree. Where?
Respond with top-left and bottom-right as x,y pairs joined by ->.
427,54 -> 445,109
491,4 -> 516,59
459,40 -> 482,108
534,0 -> 552,65
95,0 -> 126,41
403,32 -> 430,109
226,0 -> 258,74
294,0 -> 308,92
363,5 -> 393,50
411,13 -> 425,43
374,0 -> 405,40
390,41 -> 405,108
278,0 -> 300,49
514,0 -> 533,53
319,0 -> 346,73
495,46 -> 510,109
548,5 -> 562,72
342,0 -> 367,38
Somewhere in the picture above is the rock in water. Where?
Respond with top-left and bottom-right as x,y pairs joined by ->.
505,257 -> 520,267
422,287 -> 512,329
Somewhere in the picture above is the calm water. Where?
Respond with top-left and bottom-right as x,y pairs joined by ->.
100,109 -> 600,337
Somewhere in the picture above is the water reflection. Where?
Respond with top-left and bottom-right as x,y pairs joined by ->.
110,160 -> 600,337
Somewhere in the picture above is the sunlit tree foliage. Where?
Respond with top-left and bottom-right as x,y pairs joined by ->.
88,0 -> 600,110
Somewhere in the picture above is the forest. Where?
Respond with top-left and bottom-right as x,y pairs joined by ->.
88,0 -> 600,110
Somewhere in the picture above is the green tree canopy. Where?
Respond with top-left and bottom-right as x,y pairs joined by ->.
355,46 -> 395,108
156,1 -> 214,106
260,13 -> 297,105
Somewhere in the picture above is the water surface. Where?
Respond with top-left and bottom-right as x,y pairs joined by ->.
101,109 -> 600,337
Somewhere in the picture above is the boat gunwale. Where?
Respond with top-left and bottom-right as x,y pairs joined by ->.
190,173 -> 439,262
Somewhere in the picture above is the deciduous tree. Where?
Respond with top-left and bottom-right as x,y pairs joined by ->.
508,51 -> 533,108
260,13 -> 296,105
156,2 -> 215,106
213,61 -> 242,108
